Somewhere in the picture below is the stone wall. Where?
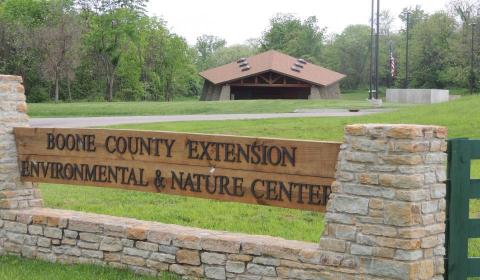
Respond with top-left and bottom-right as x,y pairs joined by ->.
0,75 -> 448,279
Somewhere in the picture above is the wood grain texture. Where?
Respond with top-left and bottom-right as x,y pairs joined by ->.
14,127 -> 340,178
15,127 -> 340,212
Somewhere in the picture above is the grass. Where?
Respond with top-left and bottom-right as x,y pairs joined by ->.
27,90 -> 407,118
0,255 -> 177,280
39,184 -> 324,242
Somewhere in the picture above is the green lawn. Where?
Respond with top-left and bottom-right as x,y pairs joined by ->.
28,90 -> 407,118
0,255 -> 177,280
40,184 -> 324,242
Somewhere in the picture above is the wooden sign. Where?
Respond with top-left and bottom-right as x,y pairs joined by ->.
14,128 -> 341,212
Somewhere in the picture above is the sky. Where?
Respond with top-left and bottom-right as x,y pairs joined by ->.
147,0 -> 451,46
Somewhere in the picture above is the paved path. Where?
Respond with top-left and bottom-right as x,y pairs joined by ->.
30,109 -> 390,128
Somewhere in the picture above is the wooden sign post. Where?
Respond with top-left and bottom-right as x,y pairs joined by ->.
15,128 -> 340,212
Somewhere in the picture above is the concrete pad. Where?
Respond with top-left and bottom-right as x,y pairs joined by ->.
386,89 -> 449,104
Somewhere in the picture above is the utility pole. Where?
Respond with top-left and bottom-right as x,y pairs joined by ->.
374,0 -> 380,99
369,0 -> 374,100
471,23 -> 476,94
405,12 -> 410,89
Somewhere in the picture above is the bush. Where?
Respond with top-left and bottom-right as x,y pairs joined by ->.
26,85 -> 50,103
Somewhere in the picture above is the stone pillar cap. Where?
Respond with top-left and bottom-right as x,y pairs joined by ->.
345,124 -> 447,139
0,75 -> 23,83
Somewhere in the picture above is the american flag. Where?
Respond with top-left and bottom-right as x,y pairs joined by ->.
390,50 -> 396,79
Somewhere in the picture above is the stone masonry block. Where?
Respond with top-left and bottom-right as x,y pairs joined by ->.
384,202 -> 422,226
333,195 -> 369,215
202,252 -> 227,265
176,249 -> 200,265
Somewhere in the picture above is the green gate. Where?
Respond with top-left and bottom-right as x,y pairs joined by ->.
447,138 -> 480,279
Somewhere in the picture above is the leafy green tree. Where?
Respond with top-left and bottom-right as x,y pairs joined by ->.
448,0 -> 480,91
84,7 -> 143,101
323,25 -> 371,89
0,0 -> 204,102
35,0 -> 81,102
0,0 -> 51,102
399,6 -> 428,28
194,35 -> 226,71
408,12 -> 457,88
141,17 -> 169,100
260,14 -> 325,63
203,44 -> 259,69
163,35 -> 197,101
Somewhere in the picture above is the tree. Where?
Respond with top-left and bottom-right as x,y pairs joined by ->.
75,0 -> 148,14
203,44 -> 259,69
260,14 -> 325,63
380,10 -> 395,36
448,0 -> 480,90
399,6 -> 428,28
35,0 -> 81,102
162,35 -> 196,101
141,17 -> 169,100
194,35 -> 226,71
408,12 -> 457,88
0,0 -> 51,102
448,0 -> 479,26
85,7 -> 142,101
323,25 -> 371,89
0,0 -> 203,102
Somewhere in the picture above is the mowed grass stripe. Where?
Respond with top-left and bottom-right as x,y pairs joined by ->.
0,255 -> 178,280
40,183 -> 324,242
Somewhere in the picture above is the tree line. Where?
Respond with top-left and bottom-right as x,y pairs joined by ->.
0,0 -> 478,103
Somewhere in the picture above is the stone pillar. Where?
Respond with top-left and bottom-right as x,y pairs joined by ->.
0,75 -> 43,210
309,85 -> 320,99
219,85 -> 231,101
309,84 -> 340,100
320,124 -> 447,279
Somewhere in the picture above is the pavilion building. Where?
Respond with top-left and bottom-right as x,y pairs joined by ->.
199,50 -> 346,101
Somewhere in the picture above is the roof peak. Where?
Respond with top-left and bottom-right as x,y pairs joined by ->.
199,50 -> 346,87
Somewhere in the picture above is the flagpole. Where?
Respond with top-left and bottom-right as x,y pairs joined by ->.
369,0 -> 374,100
405,11 -> 410,89
471,23 -> 476,94
374,0 -> 380,99
388,41 -> 393,87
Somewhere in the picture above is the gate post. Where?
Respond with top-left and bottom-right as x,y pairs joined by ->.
446,139 -> 473,279
0,75 -> 43,211
321,124 -> 448,279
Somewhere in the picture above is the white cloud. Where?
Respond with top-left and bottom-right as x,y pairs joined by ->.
147,0 -> 449,46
